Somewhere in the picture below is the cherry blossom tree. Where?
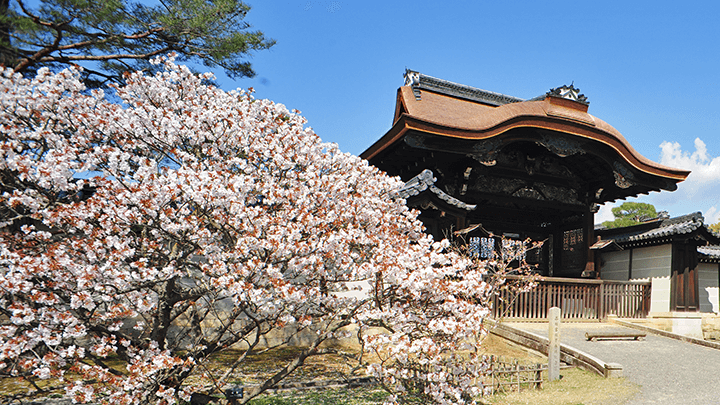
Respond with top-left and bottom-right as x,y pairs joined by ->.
0,57 -> 532,404
361,237 -> 539,404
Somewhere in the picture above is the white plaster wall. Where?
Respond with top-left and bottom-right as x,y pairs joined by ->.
698,263 -> 719,313
649,276 -> 671,313
630,244 -> 672,281
600,250 -> 630,281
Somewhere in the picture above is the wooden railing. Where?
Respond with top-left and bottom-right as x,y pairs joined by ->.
481,356 -> 545,396
492,276 -> 651,321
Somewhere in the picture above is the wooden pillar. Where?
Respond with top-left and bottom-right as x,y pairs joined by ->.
599,282 -> 605,319
548,234 -> 555,277
688,243 -> 699,311
456,215 -> 466,233
583,204 -> 599,276
552,227 -> 563,277
671,242 -> 680,311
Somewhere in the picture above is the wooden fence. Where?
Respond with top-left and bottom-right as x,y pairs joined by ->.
481,356 -> 544,396
492,276 -> 651,321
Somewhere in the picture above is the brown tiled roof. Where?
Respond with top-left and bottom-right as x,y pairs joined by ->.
589,239 -> 623,252
362,82 -> 689,183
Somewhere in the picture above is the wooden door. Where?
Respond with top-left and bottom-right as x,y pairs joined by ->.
671,243 -> 699,311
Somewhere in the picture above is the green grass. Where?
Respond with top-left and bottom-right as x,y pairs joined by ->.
485,368 -> 639,405
246,367 -> 639,405
247,387 -> 388,404
1,337 -> 638,405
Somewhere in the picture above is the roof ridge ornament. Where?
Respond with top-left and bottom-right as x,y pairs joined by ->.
402,69 -> 525,106
404,68 -> 421,87
547,83 -> 589,105
404,69 -> 423,100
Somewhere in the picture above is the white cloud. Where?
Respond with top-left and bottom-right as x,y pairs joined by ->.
706,206 -> 720,225
645,137 -> 720,222
592,138 -> 720,225
659,138 -> 720,198
595,203 -> 616,224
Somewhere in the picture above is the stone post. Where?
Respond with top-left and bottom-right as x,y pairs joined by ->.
548,306 -> 561,381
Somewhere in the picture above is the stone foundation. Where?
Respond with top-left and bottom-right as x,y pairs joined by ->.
702,313 -> 720,341
624,312 -> 720,340
642,312 -> 703,339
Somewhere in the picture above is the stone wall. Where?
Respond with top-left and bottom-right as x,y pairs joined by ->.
702,313 -> 720,341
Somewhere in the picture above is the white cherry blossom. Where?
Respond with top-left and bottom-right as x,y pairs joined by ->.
0,57 -> 534,404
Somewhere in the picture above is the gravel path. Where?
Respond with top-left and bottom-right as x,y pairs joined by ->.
506,322 -> 720,405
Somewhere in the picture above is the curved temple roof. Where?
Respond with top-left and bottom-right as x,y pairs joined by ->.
599,212 -> 718,245
361,71 -> 690,196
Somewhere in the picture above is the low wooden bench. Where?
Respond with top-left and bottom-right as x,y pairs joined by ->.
585,332 -> 646,341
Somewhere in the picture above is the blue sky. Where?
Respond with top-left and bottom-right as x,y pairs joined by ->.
210,1 -> 720,224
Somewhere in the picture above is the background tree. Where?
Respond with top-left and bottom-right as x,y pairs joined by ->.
602,202 -> 659,229
709,222 -> 720,234
0,60 -> 527,404
0,0 -> 274,86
